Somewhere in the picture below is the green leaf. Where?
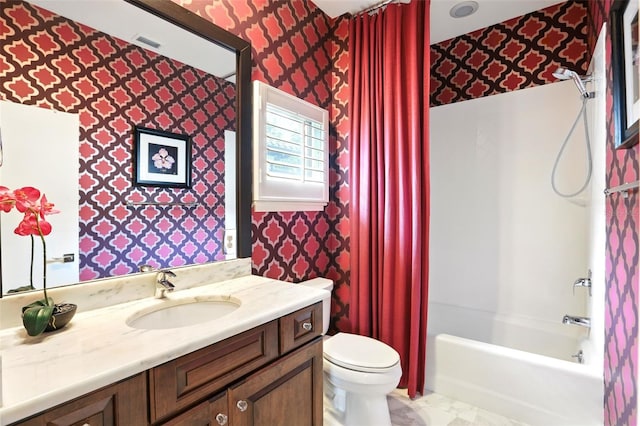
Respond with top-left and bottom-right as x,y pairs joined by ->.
22,305 -> 54,337
23,300 -> 45,310
22,297 -> 53,312
7,285 -> 35,294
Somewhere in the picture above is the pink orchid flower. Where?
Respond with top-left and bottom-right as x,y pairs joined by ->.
0,186 -> 15,212
15,210 -> 53,237
3,187 -> 58,236
13,186 -> 42,213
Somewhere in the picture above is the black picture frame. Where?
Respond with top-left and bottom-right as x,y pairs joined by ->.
133,126 -> 192,188
611,0 -> 639,149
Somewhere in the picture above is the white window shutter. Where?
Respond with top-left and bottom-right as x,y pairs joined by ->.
253,80 -> 329,212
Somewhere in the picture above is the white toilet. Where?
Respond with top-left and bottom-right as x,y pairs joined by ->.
301,278 -> 402,426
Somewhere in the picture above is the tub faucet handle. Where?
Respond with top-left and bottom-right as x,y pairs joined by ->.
573,270 -> 592,296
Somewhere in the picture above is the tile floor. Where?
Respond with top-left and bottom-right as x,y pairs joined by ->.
387,390 -> 530,426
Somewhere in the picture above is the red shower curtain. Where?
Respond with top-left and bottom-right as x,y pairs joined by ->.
348,0 -> 430,398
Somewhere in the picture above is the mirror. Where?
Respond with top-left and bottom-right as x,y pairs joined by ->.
0,0 -> 251,296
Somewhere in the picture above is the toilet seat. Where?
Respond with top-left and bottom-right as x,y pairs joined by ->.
323,333 -> 400,373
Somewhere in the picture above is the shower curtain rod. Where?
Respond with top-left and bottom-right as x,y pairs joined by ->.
354,0 -> 410,15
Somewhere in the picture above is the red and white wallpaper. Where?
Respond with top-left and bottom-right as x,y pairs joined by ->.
430,1 -> 589,106
586,1 -> 639,425
0,1 -> 235,280
176,0 -> 353,332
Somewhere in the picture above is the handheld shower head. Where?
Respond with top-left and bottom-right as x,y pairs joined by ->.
552,67 -> 575,80
553,67 -> 591,99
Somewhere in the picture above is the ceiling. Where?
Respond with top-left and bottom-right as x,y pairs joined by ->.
311,0 -> 567,44
26,0 -> 236,79
30,0 -> 569,74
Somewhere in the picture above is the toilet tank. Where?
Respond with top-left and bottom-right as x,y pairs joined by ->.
300,278 -> 333,334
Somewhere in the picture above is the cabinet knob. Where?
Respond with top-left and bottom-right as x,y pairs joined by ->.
215,413 -> 228,425
302,322 -> 313,331
237,399 -> 249,412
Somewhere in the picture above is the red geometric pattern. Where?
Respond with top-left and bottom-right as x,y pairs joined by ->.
430,1 -> 589,106
177,0 -> 352,332
586,1 -> 639,425
1,1 -> 234,280
327,18 -> 351,332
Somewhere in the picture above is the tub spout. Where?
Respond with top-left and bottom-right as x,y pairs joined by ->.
562,315 -> 590,328
571,350 -> 584,364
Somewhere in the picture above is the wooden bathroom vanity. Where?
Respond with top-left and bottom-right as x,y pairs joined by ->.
13,303 -> 323,425
0,274 -> 327,426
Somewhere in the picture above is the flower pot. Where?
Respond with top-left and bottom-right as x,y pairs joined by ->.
45,303 -> 77,332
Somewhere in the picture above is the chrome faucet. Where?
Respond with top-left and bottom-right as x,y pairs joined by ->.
155,269 -> 176,298
562,315 -> 591,328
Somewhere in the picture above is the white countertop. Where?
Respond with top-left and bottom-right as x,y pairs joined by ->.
0,275 -> 328,425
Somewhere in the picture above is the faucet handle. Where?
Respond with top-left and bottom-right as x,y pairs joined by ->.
161,269 -> 177,278
573,270 -> 592,296
139,264 -> 156,272
157,269 -> 177,282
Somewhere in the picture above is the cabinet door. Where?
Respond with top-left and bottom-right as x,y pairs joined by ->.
160,392 -> 228,426
13,373 -> 146,426
228,338 -> 323,426
150,321 -> 278,423
208,392 -> 230,426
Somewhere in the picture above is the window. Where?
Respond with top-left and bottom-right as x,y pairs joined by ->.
253,80 -> 329,212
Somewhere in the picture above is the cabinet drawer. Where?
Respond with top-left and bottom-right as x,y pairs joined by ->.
279,302 -> 322,354
150,320 -> 278,423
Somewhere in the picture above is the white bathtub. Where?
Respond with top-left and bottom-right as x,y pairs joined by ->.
425,334 -> 603,426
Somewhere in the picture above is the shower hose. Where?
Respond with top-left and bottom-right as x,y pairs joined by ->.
551,96 -> 592,198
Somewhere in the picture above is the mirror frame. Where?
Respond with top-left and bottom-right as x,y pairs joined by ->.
610,0 -> 640,149
126,0 -> 252,258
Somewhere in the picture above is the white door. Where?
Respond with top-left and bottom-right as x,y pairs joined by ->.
0,101 -> 79,292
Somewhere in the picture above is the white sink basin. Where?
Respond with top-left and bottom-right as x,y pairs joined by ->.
126,296 -> 241,330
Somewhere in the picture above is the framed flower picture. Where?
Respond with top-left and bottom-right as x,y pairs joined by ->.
133,126 -> 192,188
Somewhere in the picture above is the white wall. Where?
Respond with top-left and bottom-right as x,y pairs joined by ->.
582,25 -> 607,370
0,101 -> 80,291
428,79 -> 601,360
